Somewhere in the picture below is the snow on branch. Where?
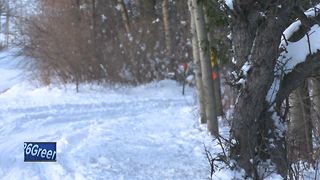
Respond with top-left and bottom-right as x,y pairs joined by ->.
268,25 -> 320,103
267,5 -> 320,104
275,51 -> 320,111
280,25 -> 320,74
280,4 -> 320,47
271,5 -> 320,110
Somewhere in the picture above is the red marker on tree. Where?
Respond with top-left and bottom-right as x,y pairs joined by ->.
212,71 -> 217,80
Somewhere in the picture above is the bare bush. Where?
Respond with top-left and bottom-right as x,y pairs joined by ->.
18,0 -> 191,86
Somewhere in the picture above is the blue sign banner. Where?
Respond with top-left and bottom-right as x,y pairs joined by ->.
24,142 -> 56,162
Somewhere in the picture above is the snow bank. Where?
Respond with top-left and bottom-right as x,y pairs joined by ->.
0,80 -> 189,109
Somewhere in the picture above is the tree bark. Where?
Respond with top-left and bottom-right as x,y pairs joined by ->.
311,77 -> 320,138
211,50 -> 223,116
230,1 -> 295,177
192,0 -> 218,136
188,0 -> 206,123
288,81 -> 313,162
136,0 -> 156,24
118,0 -> 130,34
5,9 -> 9,46
0,11 -> 2,42
203,6 -> 223,116
161,0 -> 172,55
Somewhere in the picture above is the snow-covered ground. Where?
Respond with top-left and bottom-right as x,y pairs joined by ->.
0,50 -> 25,93
0,50 -> 228,180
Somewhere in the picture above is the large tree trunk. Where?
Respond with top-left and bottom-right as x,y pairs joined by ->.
288,81 -> 313,162
231,15 -> 254,69
230,1 -> 294,177
191,0 -> 218,136
188,0 -> 206,123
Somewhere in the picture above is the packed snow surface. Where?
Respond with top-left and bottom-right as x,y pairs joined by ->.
0,80 -> 210,180
0,49 -> 285,179
0,50 -> 242,180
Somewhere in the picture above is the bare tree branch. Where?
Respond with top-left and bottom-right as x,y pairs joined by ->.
294,5 -> 312,29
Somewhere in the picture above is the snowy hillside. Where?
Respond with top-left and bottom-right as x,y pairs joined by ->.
0,50 -> 229,180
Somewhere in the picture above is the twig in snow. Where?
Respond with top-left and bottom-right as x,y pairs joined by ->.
306,32 -> 312,55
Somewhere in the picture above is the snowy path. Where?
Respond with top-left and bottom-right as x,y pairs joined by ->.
0,51 -> 24,93
0,52 -> 212,180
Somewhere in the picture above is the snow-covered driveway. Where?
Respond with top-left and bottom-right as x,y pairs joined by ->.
0,52 -> 211,180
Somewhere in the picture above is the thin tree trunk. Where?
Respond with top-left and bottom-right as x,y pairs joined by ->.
188,0 -> 206,123
90,0 -> 105,80
192,0 -> 218,136
161,0 -> 172,55
73,0 -> 84,90
212,59 -> 223,116
312,78 -> 320,118
311,78 -> 320,134
118,0 -> 130,34
288,81 -> 313,162
210,48 -> 223,116
5,11 -> 9,47
0,11 -> 2,37
203,6 -> 223,116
